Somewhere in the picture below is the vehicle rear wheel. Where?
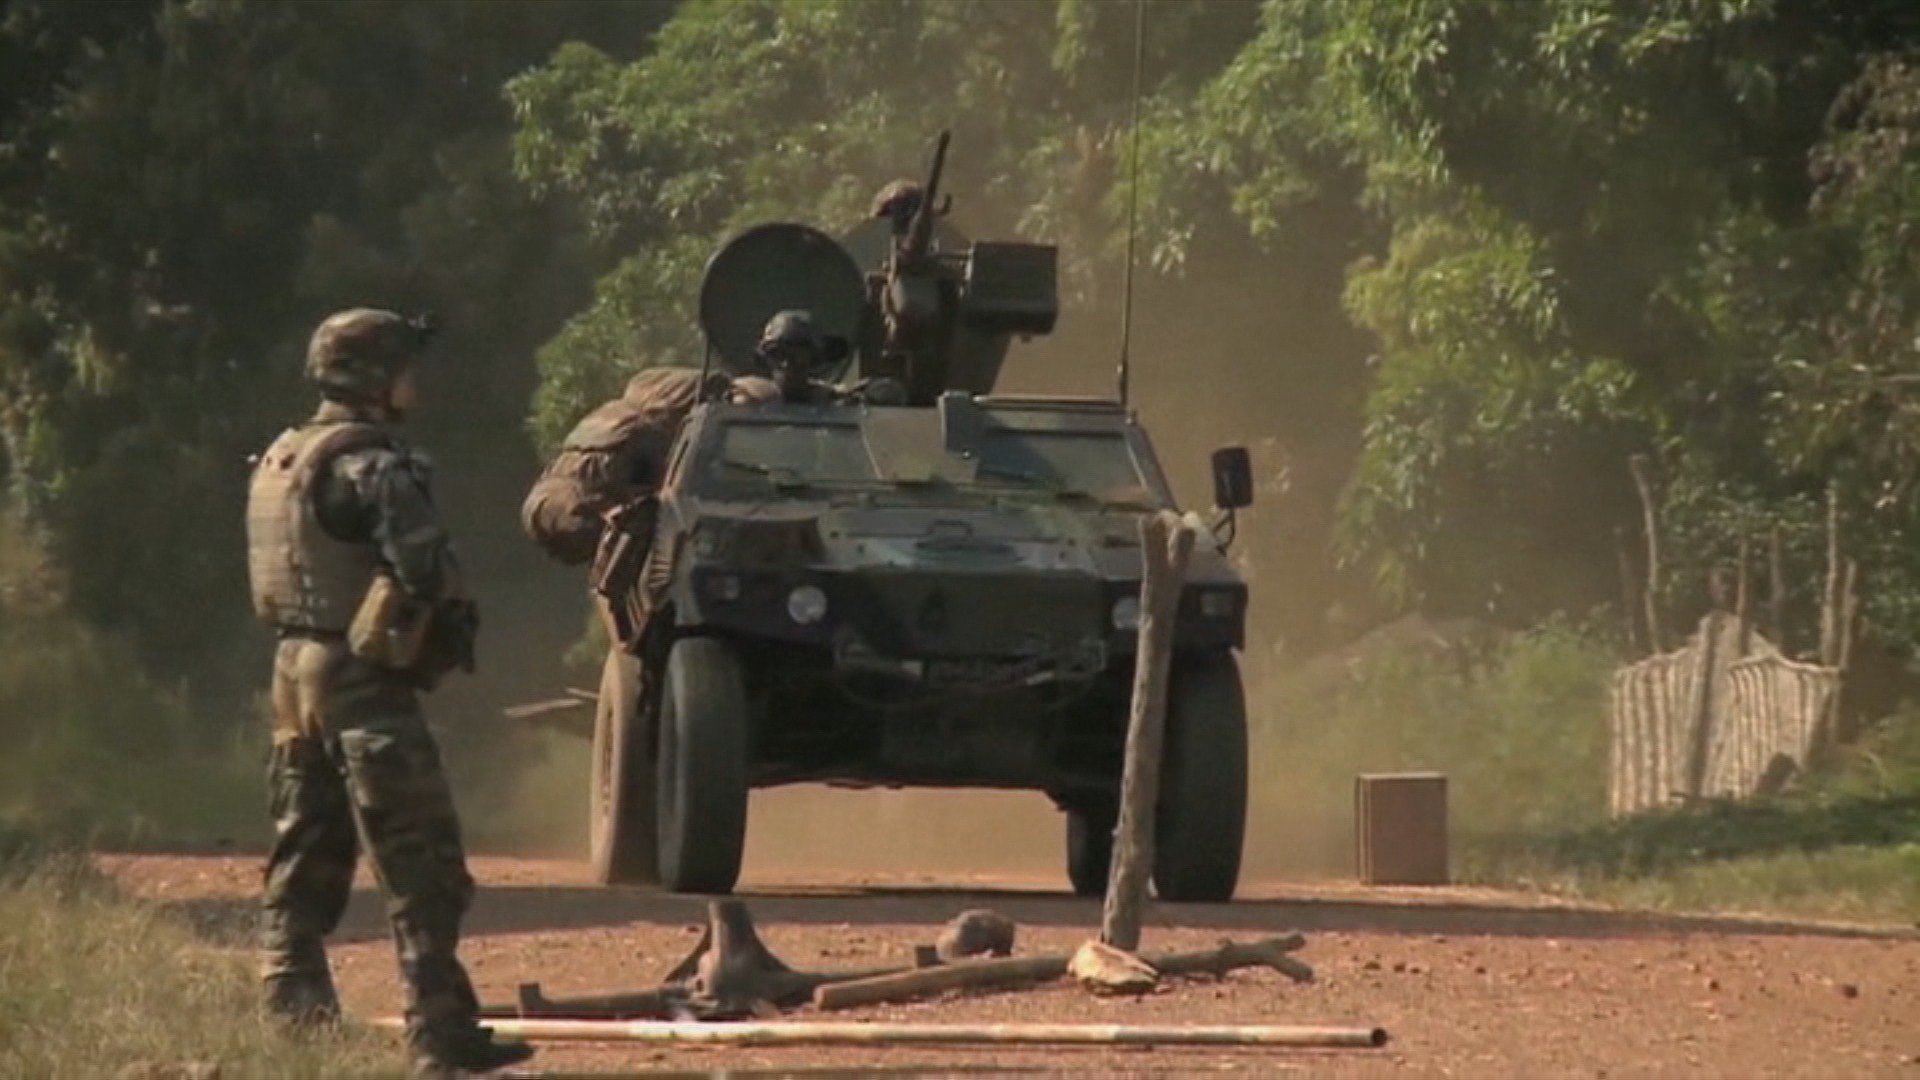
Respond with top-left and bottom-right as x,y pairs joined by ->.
655,636 -> 750,894
589,648 -> 657,885
1152,651 -> 1248,903
1064,797 -> 1116,898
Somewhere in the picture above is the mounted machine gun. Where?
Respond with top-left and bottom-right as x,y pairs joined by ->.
695,131 -> 1060,406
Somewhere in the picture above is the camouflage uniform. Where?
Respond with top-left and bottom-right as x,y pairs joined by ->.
520,367 -> 702,566
247,309 -> 528,1078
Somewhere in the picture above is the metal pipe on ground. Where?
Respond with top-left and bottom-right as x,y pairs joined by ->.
374,1017 -> 1388,1049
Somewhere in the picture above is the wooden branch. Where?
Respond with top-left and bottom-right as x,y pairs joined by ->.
1833,558 -> 1862,743
1768,524 -> 1786,648
1613,528 -> 1641,654
377,1016 -> 1390,1049
494,983 -> 674,1021
1735,536 -> 1752,657
811,954 -> 1071,1011
1101,510 -> 1194,952
1154,934 -> 1313,984
811,934 -> 1310,1011
1821,482 -> 1841,666
1628,455 -> 1664,652
486,903 -> 1007,1020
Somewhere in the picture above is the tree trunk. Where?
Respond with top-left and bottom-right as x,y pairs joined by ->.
1629,455 -> 1664,652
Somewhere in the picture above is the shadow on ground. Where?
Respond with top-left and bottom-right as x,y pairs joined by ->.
159,875 -> 1919,950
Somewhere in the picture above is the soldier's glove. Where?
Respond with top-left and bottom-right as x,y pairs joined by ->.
445,598 -> 479,674
410,598 -> 479,690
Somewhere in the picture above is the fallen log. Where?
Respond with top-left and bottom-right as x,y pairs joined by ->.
1156,934 -> 1313,984
812,933 -> 1310,1011
377,1017 -> 1388,1049
484,983 -> 675,1020
813,954 -> 1072,1011
481,900 -> 936,1020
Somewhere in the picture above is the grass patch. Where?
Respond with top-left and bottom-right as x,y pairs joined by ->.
0,844 -> 401,1077
1480,842 -> 1920,925
1465,707 -> 1920,923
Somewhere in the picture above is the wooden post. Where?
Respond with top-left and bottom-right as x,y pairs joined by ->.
1628,455 -> 1665,652
1820,482 -> 1841,667
1734,537 -> 1752,658
1099,510 -> 1194,954
1614,528 -> 1642,654
1832,558 -> 1861,744
1767,524 -> 1786,648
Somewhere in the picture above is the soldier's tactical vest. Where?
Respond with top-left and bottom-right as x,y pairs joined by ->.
247,421 -> 392,632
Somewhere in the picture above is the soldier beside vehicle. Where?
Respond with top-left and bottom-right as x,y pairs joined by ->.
519,309 -> 893,570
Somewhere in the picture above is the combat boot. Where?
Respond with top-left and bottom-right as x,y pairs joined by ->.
263,972 -> 342,1030
409,1023 -> 534,1079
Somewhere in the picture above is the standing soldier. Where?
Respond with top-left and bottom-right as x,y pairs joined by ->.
245,308 -> 531,1078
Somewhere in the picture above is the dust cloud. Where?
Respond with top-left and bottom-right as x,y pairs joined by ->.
742,787 -> 1059,882
739,785 -> 1338,888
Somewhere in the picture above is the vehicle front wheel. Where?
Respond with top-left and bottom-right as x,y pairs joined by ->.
654,636 -> 750,894
589,648 -> 657,885
1152,651 -> 1248,903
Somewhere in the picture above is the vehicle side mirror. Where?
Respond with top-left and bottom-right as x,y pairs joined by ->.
1210,446 -> 1253,510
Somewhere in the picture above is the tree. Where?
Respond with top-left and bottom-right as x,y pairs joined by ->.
0,0 -> 669,696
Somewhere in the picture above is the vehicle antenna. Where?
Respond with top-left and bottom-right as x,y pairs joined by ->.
1114,0 -> 1147,408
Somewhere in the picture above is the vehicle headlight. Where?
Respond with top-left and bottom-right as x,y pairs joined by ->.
786,585 -> 829,625
1199,590 -> 1237,618
1110,594 -> 1141,632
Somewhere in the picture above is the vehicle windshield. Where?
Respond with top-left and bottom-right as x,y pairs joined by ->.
709,421 -> 877,486
698,412 -> 1152,505
974,430 -> 1148,501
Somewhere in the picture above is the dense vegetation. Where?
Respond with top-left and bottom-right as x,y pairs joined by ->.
3,1 -> 1919,869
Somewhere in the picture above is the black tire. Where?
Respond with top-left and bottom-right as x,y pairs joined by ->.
655,636 -> 750,894
1153,651 -> 1248,903
1064,797 -> 1117,898
590,648 -> 658,885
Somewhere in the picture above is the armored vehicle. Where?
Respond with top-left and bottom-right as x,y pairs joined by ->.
586,135 -> 1253,900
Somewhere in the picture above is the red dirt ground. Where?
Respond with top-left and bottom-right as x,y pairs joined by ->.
100,841 -> 1920,1079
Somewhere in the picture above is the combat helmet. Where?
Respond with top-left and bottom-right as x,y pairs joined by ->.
758,310 -> 821,357
869,178 -> 925,225
305,308 -> 436,400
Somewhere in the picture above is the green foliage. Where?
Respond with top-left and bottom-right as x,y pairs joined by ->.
509,0 -> 1920,657
1152,0 -> 1920,635
507,0 -> 1260,447
0,0 -> 664,692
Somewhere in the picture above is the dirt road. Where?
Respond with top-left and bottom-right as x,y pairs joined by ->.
101,842 -> 1919,1079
